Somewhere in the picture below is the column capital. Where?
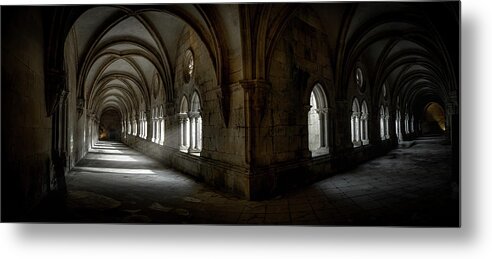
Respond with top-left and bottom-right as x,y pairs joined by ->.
188,111 -> 201,118
319,107 -> 329,114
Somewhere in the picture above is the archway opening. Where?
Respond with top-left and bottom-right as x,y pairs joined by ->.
308,84 -> 329,156
308,92 -> 321,151
99,110 -> 122,141
422,102 -> 446,136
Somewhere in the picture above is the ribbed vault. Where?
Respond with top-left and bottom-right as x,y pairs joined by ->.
337,2 -> 458,116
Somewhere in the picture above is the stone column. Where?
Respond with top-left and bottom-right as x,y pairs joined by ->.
155,117 -> 159,143
151,113 -> 156,142
145,110 -> 151,141
160,117 -> 165,145
319,107 -> 329,151
188,114 -> 196,152
334,100 -> 352,152
196,116 -> 201,149
240,79 -> 271,168
354,111 -> 361,146
179,114 -> 189,151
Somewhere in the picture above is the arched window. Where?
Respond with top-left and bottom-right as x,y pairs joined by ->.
133,112 -> 138,136
122,119 -> 125,135
159,105 -> 164,145
128,113 -> 133,136
189,92 -> 202,154
141,111 -> 147,139
361,100 -> 369,145
154,107 -> 159,144
404,112 -> 410,134
152,107 -> 156,143
384,106 -> 390,139
351,98 -> 361,147
410,114 -> 414,133
308,84 -> 329,156
379,106 -> 385,140
141,111 -> 144,138
144,111 -> 147,139
179,96 -> 189,152
395,109 -> 402,142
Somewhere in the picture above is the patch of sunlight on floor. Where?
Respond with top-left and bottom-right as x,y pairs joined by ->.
90,148 -> 124,154
74,166 -> 156,175
86,154 -> 138,162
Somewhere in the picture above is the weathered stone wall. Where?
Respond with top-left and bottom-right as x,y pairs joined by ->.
64,29 -> 88,170
1,7 -> 52,220
122,135 -> 250,198
171,26 -> 246,166
123,25 -> 251,198
246,8 -> 397,199
266,10 -> 336,165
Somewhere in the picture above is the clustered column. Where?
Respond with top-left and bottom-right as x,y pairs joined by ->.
319,108 -> 329,150
351,111 -> 361,146
179,113 -> 189,151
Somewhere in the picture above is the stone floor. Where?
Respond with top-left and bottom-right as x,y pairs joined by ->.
31,137 -> 459,226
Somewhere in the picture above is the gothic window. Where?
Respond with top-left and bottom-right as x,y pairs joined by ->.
155,107 -> 160,144
139,111 -> 143,138
143,111 -> 147,139
159,105 -> 164,145
351,98 -> 361,147
380,105 -> 390,140
128,114 -> 133,136
138,112 -> 141,137
152,107 -> 157,143
179,96 -> 189,152
410,114 -> 414,133
384,106 -> 390,139
152,72 -> 160,99
184,49 -> 194,83
395,109 -> 402,142
133,112 -> 137,136
361,100 -> 369,145
380,106 -> 385,140
405,112 -> 410,134
308,84 -> 329,156
122,119 -> 125,135
189,92 -> 202,154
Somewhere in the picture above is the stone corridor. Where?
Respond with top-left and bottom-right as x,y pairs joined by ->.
31,137 -> 458,226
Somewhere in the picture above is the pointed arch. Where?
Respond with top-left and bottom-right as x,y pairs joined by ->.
361,100 -> 369,145
351,97 -> 361,147
308,83 -> 329,156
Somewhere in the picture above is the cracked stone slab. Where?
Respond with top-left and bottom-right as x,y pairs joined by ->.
149,202 -> 173,212
183,196 -> 202,203
67,190 -> 121,210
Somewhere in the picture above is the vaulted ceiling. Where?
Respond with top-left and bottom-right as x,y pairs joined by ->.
66,6 -> 189,119
61,3 -> 458,121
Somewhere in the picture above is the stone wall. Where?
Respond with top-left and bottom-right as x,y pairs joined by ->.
171,27 -> 247,166
243,7 -> 397,199
1,7 -> 52,220
121,25 -> 252,198
122,135 -> 251,198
